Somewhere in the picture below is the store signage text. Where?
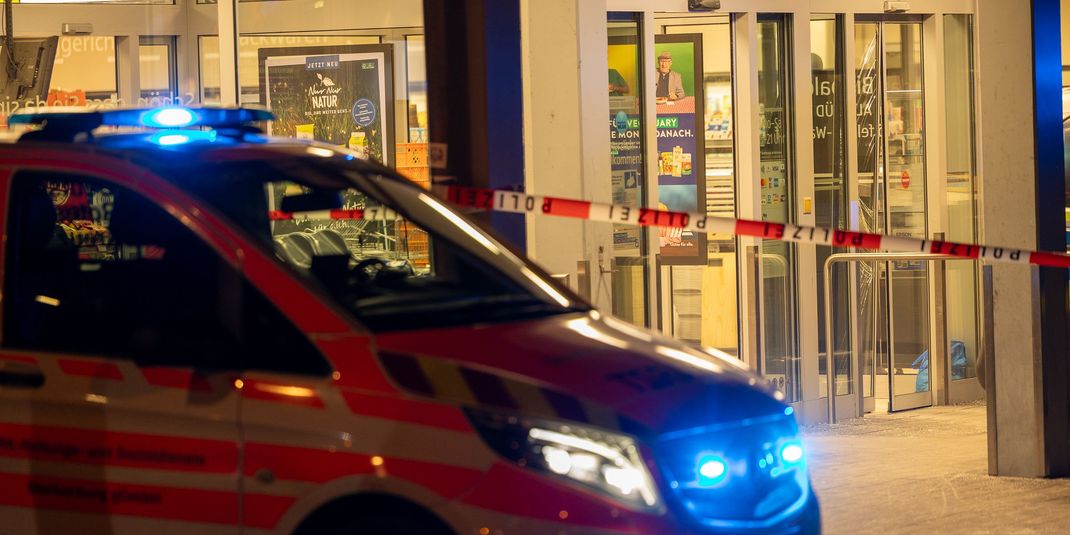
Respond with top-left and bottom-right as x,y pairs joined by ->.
1,92 -> 196,117
308,80 -> 342,109
305,55 -> 340,71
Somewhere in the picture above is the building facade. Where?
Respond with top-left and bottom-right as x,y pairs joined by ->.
2,0 -> 1066,476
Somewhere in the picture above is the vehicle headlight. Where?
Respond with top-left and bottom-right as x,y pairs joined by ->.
466,409 -> 660,511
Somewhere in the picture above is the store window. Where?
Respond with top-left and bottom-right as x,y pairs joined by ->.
943,14 -> 980,381
198,35 -> 382,105
404,34 -> 428,143
608,13 -> 650,327
2,172 -> 328,376
757,14 -> 799,401
855,20 -> 882,402
14,0 -> 171,3
49,36 -> 118,102
1,0 -> 193,128
811,14 -> 851,397
658,14 -> 739,356
0,34 -> 174,115
855,18 -> 932,410
203,1 -> 428,171
139,36 -> 177,102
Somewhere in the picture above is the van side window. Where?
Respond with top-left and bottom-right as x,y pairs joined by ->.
3,172 -> 330,377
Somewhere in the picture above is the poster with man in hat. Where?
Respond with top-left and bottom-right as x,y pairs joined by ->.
654,49 -> 686,101
653,34 -> 706,264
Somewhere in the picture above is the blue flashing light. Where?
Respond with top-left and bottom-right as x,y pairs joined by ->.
696,455 -> 728,487
155,133 -> 189,146
142,107 -> 196,128
779,441 -> 804,465
784,406 -> 794,416
149,130 -> 218,146
117,107 -> 273,129
10,107 -> 275,132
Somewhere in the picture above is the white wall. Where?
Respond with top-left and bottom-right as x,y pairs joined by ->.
521,0 -> 615,308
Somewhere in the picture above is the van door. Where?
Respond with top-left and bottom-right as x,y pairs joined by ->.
0,170 -> 242,534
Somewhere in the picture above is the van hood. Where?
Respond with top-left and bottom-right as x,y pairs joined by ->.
373,311 -> 787,435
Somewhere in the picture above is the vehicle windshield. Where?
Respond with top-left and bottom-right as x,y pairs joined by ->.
150,152 -> 584,331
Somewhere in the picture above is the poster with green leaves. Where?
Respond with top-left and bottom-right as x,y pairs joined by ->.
259,44 -> 394,165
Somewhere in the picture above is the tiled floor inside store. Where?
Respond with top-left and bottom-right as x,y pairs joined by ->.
804,403 -> 1070,534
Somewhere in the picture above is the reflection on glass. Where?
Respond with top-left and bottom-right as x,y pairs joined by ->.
943,14 -> 980,382
199,34 -> 381,104
811,15 -> 851,397
50,36 -> 118,101
608,15 -> 649,327
404,35 -> 429,143
662,15 -> 738,356
758,15 -> 798,401
139,37 -> 178,102
884,22 -> 930,407
855,20 -> 931,409
854,22 -> 882,402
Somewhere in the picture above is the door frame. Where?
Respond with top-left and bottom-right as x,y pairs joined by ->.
610,0 -> 983,423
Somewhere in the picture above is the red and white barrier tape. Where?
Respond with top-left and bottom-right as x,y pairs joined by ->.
442,186 -> 1070,269
268,207 -> 398,222
266,186 -> 1070,269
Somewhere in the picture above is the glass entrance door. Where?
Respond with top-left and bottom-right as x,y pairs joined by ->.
855,17 -> 932,413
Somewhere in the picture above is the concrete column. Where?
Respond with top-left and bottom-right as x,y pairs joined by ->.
975,0 -> 1050,477
520,0 -> 613,308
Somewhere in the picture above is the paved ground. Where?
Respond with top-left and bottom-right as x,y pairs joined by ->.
804,403 -> 1070,534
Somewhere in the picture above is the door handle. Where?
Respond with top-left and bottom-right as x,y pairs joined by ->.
0,362 -> 46,389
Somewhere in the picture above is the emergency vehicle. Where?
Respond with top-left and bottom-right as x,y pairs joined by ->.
0,107 -> 820,534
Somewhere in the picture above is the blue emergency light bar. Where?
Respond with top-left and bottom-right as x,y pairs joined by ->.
9,106 -> 275,130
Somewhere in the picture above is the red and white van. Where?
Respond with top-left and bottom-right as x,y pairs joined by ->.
0,108 -> 819,534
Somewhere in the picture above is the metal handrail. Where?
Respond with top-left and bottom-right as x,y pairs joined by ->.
823,252 -> 954,424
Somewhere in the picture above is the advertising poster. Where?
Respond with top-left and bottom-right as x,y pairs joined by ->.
608,37 -> 644,256
259,45 -> 394,165
654,34 -> 706,264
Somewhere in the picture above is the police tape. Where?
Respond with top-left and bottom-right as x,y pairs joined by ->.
268,207 -> 398,222
442,186 -> 1070,269
265,186 -> 1070,269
